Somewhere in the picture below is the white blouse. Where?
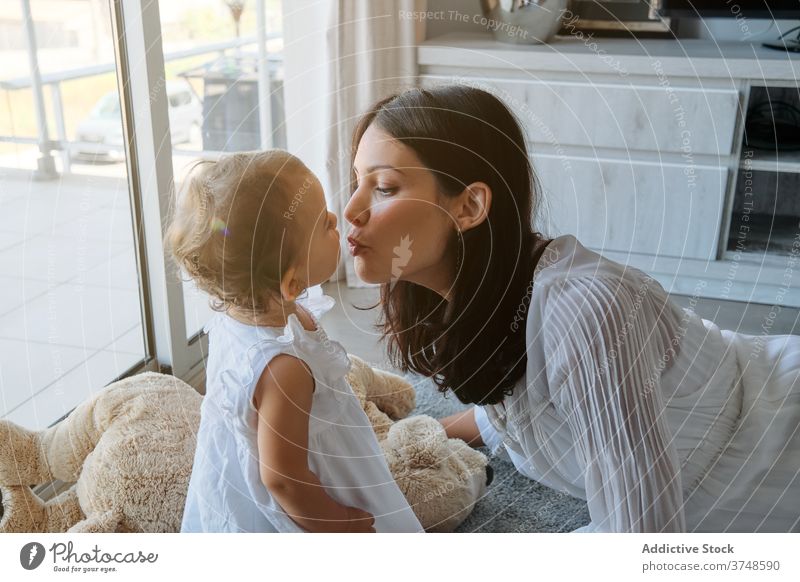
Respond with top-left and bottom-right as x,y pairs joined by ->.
474,234 -> 800,533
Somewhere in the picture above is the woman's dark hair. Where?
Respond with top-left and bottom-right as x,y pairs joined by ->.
352,84 -> 549,406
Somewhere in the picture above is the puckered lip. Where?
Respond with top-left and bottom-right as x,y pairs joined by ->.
347,235 -> 369,248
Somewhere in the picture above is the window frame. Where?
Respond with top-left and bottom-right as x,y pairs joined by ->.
111,0 -> 208,383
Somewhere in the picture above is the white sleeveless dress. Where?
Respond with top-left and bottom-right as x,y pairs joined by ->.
180,294 -> 423,533
474,234 -> 800,533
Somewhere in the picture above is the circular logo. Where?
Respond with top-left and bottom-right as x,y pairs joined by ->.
20,542 -> 46,570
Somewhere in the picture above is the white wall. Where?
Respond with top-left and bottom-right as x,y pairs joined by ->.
281,0 -> 330,190
281,0 -> 335,289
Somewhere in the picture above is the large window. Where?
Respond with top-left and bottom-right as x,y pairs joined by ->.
157,0 -> 285,338
0,0 -> 146,430
0,0 -> 286,430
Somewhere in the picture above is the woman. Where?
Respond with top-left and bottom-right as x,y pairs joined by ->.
343,84 -> 800,533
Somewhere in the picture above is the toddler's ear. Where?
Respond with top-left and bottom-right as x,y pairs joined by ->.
279,266 -> 304,302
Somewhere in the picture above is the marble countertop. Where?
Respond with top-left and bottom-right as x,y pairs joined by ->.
419,32 -> 800,80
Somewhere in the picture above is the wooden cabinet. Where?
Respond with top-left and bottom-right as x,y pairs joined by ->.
532,155 -> 728,260
465,77 -> 740,155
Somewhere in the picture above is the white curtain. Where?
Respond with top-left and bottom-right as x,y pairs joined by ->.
282,0 -> 425,287
325,0 -> 423,287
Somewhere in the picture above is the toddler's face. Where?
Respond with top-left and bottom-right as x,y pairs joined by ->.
289,171 -> 341,287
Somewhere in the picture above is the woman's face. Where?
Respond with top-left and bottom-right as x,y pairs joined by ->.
345,124 -> 458,296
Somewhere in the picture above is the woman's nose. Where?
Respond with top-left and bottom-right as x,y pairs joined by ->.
344,190 -> 369,226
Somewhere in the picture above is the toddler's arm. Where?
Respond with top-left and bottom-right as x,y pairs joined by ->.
253,353 -> 375,533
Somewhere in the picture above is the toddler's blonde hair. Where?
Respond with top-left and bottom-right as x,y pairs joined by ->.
166,149 -> 310,316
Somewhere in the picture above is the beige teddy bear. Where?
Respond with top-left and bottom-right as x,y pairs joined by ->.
0,373 -> 201,533
0,357 -> 490,533
345,355 -> 492,532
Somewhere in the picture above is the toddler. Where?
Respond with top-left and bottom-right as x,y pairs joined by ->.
167,150 -> 423,533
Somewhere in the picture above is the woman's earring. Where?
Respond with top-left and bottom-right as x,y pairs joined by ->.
455,230 -> 463,272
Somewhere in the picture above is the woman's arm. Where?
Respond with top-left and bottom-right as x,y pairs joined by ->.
253,353 -> 375,533
544,276 -> 686,533
438,409 -> 484,447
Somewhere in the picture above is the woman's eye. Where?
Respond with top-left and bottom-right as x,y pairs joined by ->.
375,186 -> 397,197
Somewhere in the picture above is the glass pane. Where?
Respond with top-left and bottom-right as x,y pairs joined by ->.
158,0 -> 286,338
0,0 -> 146,429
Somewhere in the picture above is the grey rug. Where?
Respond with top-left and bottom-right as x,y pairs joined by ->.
407,373 -> 590,533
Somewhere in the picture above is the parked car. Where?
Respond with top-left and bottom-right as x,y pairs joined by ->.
72,80 -> 203,163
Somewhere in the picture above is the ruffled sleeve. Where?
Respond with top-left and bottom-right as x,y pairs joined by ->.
297,292 -> 336,321
542,275 -> 685,532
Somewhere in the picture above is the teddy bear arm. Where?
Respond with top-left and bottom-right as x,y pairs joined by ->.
346,354 -> 415,420
0,485 -> 46,533
44,486 -> 85,532
0,421 -> 57,486
37,397 -> 115,483
364,401 -> 392,441
364,371 -> 415,420
67,508 -> 123,533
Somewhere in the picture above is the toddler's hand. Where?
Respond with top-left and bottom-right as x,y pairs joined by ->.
345,506 -> 376,533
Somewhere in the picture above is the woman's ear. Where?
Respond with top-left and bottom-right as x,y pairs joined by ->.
454,182 -> 492,232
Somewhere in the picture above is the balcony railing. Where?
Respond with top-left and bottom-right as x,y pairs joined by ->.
0,34 -> 282,177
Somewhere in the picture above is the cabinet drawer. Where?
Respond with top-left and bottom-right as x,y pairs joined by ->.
419,75 -> 740,156
533,154 -> 727,260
